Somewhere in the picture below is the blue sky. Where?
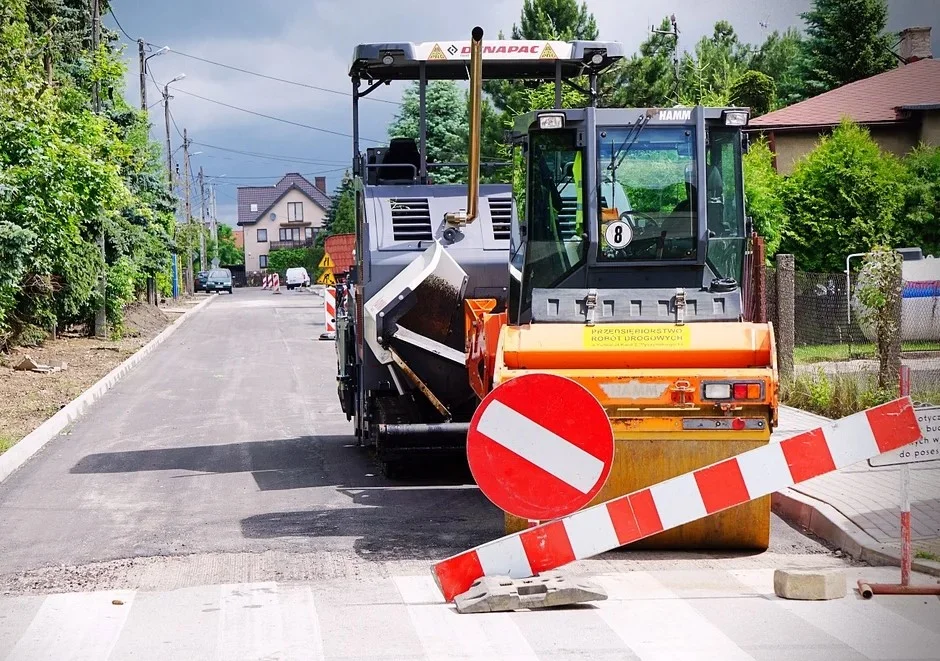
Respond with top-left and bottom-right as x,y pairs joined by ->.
107,0 -> 940,224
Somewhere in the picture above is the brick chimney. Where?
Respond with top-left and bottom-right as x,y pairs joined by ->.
315,176 -> 327,193
900,26 -> 932,64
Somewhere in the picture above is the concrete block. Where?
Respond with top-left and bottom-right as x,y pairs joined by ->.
454,573 -> 607,614
774,569 -> 847,600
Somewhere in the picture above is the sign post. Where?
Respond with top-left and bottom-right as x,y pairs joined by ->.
858,366 -> 940,599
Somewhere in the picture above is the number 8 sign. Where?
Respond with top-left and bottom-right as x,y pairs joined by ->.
604,220 -> 633,249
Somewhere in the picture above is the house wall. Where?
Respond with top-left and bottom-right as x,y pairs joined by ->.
243,189 -> 327,273
767,123 -> 922,175
920,110 -> 940,145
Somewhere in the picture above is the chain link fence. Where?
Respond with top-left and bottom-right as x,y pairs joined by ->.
769,261 -> 940,416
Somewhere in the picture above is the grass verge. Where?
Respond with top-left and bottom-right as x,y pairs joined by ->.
795,341 -> 940,364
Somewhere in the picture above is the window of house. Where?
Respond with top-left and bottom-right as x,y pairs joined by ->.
279,227 -> 301,241
257,228 -> 267,242
250,203 -> 258,212
305,227 -> 314,240
288,201 -> 304,222
259,254 -> 268,268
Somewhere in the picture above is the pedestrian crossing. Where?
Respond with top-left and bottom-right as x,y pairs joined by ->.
0,567 -> 938,661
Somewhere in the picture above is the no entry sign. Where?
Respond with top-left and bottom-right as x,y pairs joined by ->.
467,374 -> 614,521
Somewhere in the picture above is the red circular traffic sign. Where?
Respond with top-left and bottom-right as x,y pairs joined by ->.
467,374 -> 614,521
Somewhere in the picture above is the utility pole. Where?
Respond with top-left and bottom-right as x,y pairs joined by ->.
92,0 -> 107,338
138,39 -> 147,111
210,185 -> 219,266
198,167 -> 207,272
183,128 -> 193,295
163,83 -> 178,299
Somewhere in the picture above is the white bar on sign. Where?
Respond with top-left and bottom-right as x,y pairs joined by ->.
476,400 -> 605,493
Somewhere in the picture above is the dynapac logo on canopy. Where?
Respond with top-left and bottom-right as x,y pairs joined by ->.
417,41 -> 572,61
658,109 -> 692,121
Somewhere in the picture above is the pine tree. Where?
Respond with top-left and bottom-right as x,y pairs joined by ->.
603,17 -> 678,108
323,171 -> 355,237
800,0 -> 896,97
486,0 -> 599,114
750,28 -> 805,107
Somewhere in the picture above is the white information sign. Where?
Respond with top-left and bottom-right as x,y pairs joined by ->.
604,220 -> 633,249
869,405 -> 940,466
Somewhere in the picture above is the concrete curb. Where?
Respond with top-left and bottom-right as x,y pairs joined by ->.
772,488 -> 940,578
0,295 -> 215,484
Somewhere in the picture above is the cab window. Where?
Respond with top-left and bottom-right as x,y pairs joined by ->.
596,126 -> 698,262
521,130 -> 585,313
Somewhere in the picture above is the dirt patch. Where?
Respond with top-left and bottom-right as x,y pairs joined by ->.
0,296 -> 205,451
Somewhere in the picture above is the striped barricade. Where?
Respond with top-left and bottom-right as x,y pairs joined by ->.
432,397 -> 923,602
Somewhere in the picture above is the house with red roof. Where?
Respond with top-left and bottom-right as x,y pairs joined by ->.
749,27 -> 938,174
237,173 -> 332,273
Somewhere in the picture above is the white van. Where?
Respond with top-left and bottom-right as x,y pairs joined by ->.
285,267 -> 310,290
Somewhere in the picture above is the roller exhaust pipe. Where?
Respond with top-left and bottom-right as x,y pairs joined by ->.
446,26 -> 483,227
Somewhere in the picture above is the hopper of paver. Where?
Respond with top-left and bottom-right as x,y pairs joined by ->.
362,240 -> 474,426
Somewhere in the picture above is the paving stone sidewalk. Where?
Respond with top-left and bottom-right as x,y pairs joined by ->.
773,406 -> 940,570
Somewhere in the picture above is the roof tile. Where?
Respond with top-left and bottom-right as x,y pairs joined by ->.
750,59 -> 940,129
237,173 -> 332,225
324,233 -> 356,273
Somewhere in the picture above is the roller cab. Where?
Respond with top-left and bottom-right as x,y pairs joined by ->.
470,105 -> 779,549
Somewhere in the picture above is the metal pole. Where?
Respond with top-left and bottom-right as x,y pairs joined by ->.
199,167 -> 207,271
163,84 -> 179,300
138,39 -> 147,111
554,61 -> 562,109
183,128 -> 193,294
419,62 -> 427,181
210,185 -> 218,267
900,364 -> 912,587
352,77 -> 361,177
92,0 -> 107,338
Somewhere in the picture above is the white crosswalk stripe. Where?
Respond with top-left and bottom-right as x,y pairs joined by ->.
5,590 -> 134,661
1,570 -> 939,660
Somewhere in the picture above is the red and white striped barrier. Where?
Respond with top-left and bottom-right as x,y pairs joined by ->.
320,286 -> 336,340
432,397 -> 922,602
261,273 -> 280,290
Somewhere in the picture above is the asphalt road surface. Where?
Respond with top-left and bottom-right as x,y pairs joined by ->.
1,287 -> 937,660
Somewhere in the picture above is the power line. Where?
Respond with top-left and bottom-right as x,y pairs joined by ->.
108,6 -> 135,41
167,107 -> 184,139
192,141 -> 348,167
153,45 -> 401,106
169,86 -> 381,142
206,167 -> 347,182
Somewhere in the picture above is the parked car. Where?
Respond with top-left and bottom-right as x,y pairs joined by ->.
194,271 -> 209,292
286,267 -> 310,290
205,268 -> 233,294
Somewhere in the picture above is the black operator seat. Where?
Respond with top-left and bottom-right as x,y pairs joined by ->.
379,138 -> 421,183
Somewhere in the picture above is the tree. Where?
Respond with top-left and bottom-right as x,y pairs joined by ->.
510,0 -> 597,41
901,145 -> 940,259
604,17 -> 678,108
677,21 -> 751,106
486,0 -> 599,114
780,121 -> 909,272
750,28 -> 805,107
799,0 -> 896,97
323,171 -> 355,238
215,224 -> 243,266
743,138 -> 787,256
0,0 -> 172,344
729,70 -> 776,116
388,81 -> 470,184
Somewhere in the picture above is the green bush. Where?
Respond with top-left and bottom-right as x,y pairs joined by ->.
105,257 -> 139,337
780,120 -> 908,273
782,370 -> 895,418
743,137 -> 787,256
267,247 -> 324,280
730,70 -> 776,116
901,145 -> 940,258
